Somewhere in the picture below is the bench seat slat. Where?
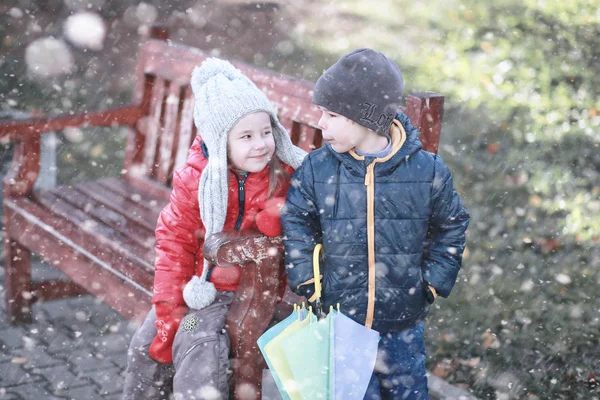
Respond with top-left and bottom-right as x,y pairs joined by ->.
123,175 -> 173,200
96,177 -> 168,215
75,181 -> 162,232
5,198 -> 151,320
35,189 -> 155,268
31,280 -> 89,302
46,186 -> 157,254
5,197 -> 154,302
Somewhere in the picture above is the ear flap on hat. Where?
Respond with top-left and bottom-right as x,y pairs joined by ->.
270,116 -> 307,169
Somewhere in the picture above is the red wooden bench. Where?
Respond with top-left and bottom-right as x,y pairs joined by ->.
1,26 -> 444,399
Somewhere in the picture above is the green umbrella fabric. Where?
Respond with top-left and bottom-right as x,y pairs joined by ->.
280,310 -> 335,399
257,307 -> 301,400
263,308 -> 316,400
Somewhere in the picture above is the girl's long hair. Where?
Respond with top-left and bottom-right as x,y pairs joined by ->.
267,155 -> 289,198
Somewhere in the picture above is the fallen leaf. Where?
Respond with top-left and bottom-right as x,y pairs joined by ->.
487,143 -> 500,154
441,333 -> 456,343
432,358 -> 456,379
480,41 -> 493,52
529,195 -> 542,207
534,238 -> 560,253
481,331 -> 501,349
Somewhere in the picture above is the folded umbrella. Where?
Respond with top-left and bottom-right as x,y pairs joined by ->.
278,244 -> 380,399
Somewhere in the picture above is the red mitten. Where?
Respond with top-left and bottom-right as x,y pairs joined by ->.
256,197 -> 286,237
149,302 -> 188,364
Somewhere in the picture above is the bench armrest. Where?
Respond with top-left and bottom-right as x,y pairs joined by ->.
203,228 -> 283,268
0,105 -> 143,198
0,105 -> 143,143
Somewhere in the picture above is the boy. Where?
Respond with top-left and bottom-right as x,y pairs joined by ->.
281,48 -> 470,399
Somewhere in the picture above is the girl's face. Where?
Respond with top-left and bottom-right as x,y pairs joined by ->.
227,111 -> 275,173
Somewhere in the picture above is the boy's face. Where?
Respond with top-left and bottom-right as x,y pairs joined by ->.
227,111 -> 275,173
317,106 -> 371,153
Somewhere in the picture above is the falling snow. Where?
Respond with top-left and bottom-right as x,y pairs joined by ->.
64,12 -> 107,51
24,37 -> 75,79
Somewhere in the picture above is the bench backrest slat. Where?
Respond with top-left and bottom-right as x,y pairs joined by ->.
142,76 -> 166,178
173,86 -> 197,175
156,83 -> 185,185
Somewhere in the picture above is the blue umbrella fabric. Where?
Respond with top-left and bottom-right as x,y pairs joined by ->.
331,310 -> 380,399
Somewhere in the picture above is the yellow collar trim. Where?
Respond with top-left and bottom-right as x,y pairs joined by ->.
348,119 -> 406,162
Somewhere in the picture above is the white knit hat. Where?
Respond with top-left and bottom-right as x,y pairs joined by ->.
182,58 -> 307,310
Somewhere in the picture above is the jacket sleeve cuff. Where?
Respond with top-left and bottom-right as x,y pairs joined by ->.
296,283 -> 315,300
423,270 -> 454,298
295,276 -> 322,300
424,284 -> 437,304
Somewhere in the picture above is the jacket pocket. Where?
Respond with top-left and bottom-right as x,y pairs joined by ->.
173,333 -> 231,399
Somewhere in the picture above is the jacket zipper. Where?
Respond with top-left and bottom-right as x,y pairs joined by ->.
207,171 -> 247,281
333,162 -> 341,218
364,162 -> 376,329
232,170 -> 248,230
350,120 -> 407,329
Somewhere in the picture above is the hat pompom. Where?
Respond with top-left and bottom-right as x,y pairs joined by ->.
190,58 -> 243,95
183,275 -> 217,310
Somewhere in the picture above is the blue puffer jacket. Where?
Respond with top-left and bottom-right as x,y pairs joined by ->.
282,112 -> 470,333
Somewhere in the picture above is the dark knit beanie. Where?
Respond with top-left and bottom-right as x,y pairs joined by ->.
313,48 -> 404,137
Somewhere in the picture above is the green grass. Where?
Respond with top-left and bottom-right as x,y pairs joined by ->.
423,107 -> 600,398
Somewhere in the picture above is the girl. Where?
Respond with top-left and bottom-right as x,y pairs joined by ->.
122,58 -> 306,400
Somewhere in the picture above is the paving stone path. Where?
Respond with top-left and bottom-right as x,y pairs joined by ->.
0,252 -> 137,400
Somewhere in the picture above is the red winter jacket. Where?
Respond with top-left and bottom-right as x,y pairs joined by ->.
152,136 -> 294,305
150,136 -> 294,363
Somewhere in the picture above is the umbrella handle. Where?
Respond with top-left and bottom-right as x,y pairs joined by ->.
312,244 -> 327,319
312,244 -> 323,300
314,298 -> 326,320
